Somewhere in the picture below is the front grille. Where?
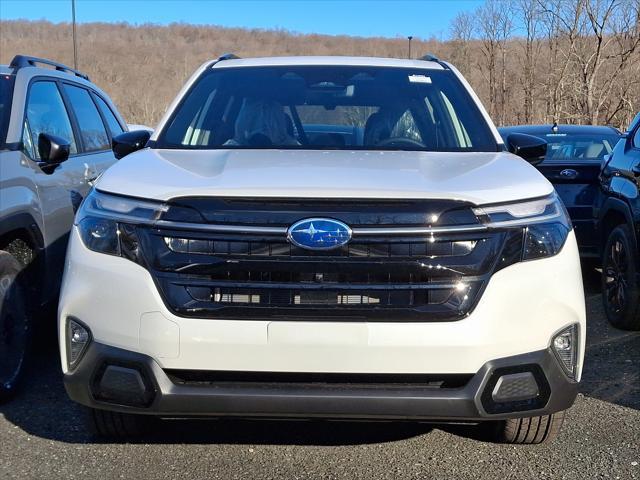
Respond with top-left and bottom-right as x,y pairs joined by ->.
164,237 -> 478,258
136,198 -> 522,321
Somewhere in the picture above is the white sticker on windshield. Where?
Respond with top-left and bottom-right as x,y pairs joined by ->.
408,74 -> 432,84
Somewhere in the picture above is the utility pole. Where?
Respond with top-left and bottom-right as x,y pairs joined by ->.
407,36 -> 413,59
71,0 -> 78,69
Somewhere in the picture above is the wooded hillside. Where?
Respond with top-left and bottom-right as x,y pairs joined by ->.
1,0 -> 638,129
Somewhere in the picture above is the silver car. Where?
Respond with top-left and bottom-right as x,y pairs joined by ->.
0,55 -> 128,400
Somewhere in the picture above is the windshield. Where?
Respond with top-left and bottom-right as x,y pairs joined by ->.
157,65 -> 498,152
0,74 -> 15,148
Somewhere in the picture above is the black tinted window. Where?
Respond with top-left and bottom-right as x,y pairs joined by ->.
159,66 -> 497,152
0,74 -> 14,146
542,134 -> 620,162
63,84 -> 110,152
26,81 -> 77,157
94,95 -> 124,136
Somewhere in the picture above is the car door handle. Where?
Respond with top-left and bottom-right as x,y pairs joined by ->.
83,163 -> 100,185
559,169 -> 578,180
85,174 -> 101,186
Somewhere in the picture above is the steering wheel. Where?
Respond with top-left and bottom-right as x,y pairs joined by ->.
375,137 -> 426,149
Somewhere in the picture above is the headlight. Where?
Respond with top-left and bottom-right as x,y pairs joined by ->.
77,216 -> 120,255
77,188 -> 169,223
75,189 -> 170,261
473,193 -> 571,261
523,223 -> 570,260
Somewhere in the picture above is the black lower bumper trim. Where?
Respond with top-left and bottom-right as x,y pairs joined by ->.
64,342 -> 579,421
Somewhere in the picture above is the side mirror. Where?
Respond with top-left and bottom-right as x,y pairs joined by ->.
112,130 -> 151,160
505,133 -> 547,166
38,133 -> 70,166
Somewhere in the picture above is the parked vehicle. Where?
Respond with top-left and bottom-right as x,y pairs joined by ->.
0,55 -> 127,400
597,112 -> 640,331
59,55 -> 585,444
499,124 -> 621,260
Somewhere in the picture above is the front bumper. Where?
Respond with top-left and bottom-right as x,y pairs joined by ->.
59,228 -> 586,378
64,341 -> 578,421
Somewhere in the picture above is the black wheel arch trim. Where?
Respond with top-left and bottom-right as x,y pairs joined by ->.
597,197 -> 638,259
0,212 -> 47,302
0,212 -> 45,251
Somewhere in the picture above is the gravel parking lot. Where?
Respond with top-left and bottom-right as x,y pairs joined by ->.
0,270 -> 638,480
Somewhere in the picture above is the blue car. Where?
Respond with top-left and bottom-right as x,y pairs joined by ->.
499,124 -> 621,260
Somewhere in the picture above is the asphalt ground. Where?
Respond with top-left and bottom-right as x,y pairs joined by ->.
0,268 -> 639,480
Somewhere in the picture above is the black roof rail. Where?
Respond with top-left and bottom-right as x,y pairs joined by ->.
9,55 -> 90,81
217,53 -> 240,61
419,54 -> 449,70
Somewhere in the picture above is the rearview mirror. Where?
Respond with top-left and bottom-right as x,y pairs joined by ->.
38,133 -> 70,166
112,130 -> 151,160
505,133 -> 547,166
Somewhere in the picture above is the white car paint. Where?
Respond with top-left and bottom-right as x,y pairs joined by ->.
96,148 -> 552,205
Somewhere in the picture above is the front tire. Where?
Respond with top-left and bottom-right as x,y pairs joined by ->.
0,250 -> 31,402
495,411 -> 566,444
85,407 -> 152,439
601,225 -> 640,330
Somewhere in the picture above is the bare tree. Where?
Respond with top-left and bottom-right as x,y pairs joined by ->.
538,0 -> 640,125
598,0 -> 640,125
517,0 -> 544,122
581,0 -> 621,123
476,0 -> 513,124
449,11 -> 475,78
537,0 -> 584,123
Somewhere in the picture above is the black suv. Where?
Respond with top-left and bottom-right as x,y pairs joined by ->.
598,113 -> 640,330
499,124 -> 621,260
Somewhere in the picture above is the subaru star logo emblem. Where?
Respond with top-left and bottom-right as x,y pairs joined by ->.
287,218 -> 352,250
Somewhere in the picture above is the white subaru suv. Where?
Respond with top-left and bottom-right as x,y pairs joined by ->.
59,55 -> 585,443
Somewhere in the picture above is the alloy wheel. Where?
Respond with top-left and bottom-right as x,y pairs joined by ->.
604,239 -> 628,315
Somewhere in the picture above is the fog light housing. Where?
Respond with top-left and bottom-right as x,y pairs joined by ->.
480,364 -> 551,414
92,363 -> 156,407
67,318 -> 91,369
491,372 -> 539,402
552,324 -> 578,379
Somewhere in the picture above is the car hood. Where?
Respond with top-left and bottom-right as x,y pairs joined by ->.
96,148 -> 553,206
